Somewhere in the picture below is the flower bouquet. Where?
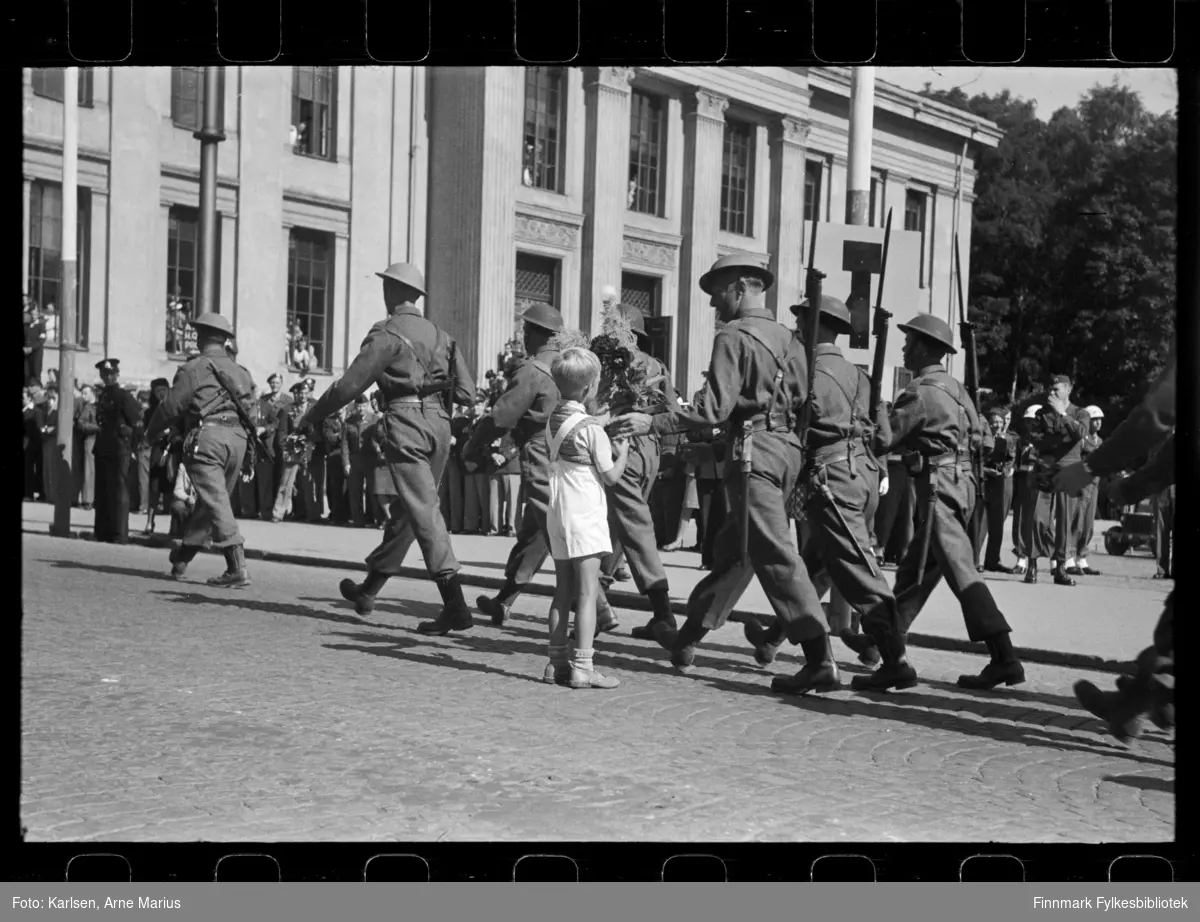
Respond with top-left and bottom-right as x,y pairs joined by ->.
588,302 -> 669,424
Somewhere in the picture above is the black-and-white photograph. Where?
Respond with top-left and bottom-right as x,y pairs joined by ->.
21,65 -> 1176,844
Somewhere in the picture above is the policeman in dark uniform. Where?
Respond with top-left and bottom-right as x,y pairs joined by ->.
742,295 -> 897,681
295,262 -> 476,632
981,405 -> 1019,572
605,304 -> 683,640
92,359 -> 142,544
612,254 -> 835,692
1009,405 -> 1040,575
470,304 -> 564,626
853,313 -> 1023,692
146,313 -> 256,586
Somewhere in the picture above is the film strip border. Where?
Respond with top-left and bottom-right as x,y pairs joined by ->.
17,1 -> 1190,66
11,845 -> 1193,881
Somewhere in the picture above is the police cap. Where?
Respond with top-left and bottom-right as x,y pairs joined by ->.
375,262 -> 426,296
790,295 -> 852,334
520,302 -> 564,334
698,253 -> 775,296
896,313 -> 957,355
190,312 -> 234,337
95,358 -> 121,374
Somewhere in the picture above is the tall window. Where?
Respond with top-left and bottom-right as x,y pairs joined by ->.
31,68 -> 94,107
720,119 -> 753,235
523,67 -> 565,192
287,230 -> 333,371
628,92 -> 664,215
165,208 -> 221,355
905,189 -> 929,288
171,67 -> 225,131
804,160 -> 824,224
28,181 -> 91,347
292,66 -> 336,160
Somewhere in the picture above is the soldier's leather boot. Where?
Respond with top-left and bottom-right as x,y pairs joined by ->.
631,588 -> 678,640
1116,675 -> 1175,731
207,546 -> 250,588
339,571 -> 389,616
477,582 -> 517,626
418,575 -> 475,635
1074,680 -> 1145,744
957,632 -> 1025,689
771,634 -> 842,695
743,618 -> 785,666
1023,559 -> 1038,584
168,544 -> 199,579
652,619 -> 707,675
850,630 -> 919,692
568,592 -> 620,640
1052,562 -> 1076,587
838,629 -> 881,666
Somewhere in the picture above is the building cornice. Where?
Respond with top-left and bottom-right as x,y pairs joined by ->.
282,187 -> 352,213
22,134 -> 111,165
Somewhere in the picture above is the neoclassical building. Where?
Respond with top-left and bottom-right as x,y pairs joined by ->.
22,65 -> 1001,400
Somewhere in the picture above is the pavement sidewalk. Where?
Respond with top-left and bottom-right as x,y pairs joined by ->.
22,501 -> 1168,673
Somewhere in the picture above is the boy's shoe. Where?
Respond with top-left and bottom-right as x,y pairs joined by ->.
567,666 -> 620,689
542,661 -> 573,686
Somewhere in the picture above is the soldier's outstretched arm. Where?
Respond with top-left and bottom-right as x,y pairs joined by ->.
877,386 -> 926,455
646,333 -> 741,437
466,368 -> 536,452
146,365 -> 198,441
305,329 -> 402,426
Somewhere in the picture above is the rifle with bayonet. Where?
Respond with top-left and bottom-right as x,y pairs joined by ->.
869,208 -> 894,413
954,235 -> 987,551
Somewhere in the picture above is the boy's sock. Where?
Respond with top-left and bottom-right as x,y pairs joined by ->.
569,645 -> 619,689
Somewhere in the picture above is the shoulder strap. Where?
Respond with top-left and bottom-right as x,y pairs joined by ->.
530,358 -> 554,379
921,376 -> 978,446
383,317 -> 448,392
548,411 -> 590,461
734,321 -> 789,415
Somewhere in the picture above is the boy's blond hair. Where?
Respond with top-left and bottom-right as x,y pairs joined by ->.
552,347 -> 601,401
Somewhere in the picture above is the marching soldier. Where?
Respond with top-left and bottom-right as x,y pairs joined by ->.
612,254 -> 834,692
145,313 -> 257,586
606,304 -> 683,641
741,295 -> 897,684
92,359 -> 142,544
980,406 -> 1019,572
853,313 -> 1024,692
295,262 -> 476,632
470,305 -> 565,626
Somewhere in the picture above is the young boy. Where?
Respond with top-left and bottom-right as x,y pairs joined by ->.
543,348 -> 630,689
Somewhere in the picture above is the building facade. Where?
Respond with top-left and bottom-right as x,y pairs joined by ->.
22,66 -> 1000,401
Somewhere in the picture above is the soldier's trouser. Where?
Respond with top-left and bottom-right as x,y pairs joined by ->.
876,461 -> 914,561
272,464 -> 300,520
1052,490 -> 1078,562
93,454 -> 131,544
1027,488 -> 1057,560
497,445 -> 554,603
984,473 -> 1014,567
364,407 -> 459,580
894,466 -> 1011,642
600,435 -> 668,593
687,431 -> 826,643
254,453 -> 276,518
1011,472 -> 1035,558
182,426 -> 248,549
862,462 -> 881,549
800,459 -> 900,638
1071,480 -> 1098,559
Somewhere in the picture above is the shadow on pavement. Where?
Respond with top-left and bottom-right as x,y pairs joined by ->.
152,588 -> 376,629
690,672 -> 1174,769
42,558 -> 183,583
1104,774 -> 1174,794
322,638 -> 547,685
460,560 -> 508,573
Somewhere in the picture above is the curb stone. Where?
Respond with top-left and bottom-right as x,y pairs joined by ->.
24,527 -> 1135,675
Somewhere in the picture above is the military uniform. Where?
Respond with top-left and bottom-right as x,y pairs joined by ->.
470,306 -> 563,625
855,314 -> 1022,692
1026,384 -> 1092,584
745,296 -> 897,682
981,424 -> 1019,570
145,315 -> 257,587
604,305 -> 682,640
92,359 -> 143,544
1010,424 -> 1038,569
647,254 -> 832,689
300,263 -> 476,631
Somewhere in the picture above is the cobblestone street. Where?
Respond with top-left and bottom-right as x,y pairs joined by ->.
21,535 -> 1173,843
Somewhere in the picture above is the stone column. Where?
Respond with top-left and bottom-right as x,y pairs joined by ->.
426,66 -> 522,380
767,115 -> 809,319
22,179 -> 31,295
677,89 -> 728,396
580,66 -> 635,334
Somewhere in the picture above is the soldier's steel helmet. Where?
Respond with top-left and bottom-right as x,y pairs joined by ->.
375,262 -> 426,296
790,295 -> 852,334
620,303 -> 648,337
897,313 -> 957,355
698,253 -> 775,295
520,302 -> 564,334
189,312 -> 234,337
